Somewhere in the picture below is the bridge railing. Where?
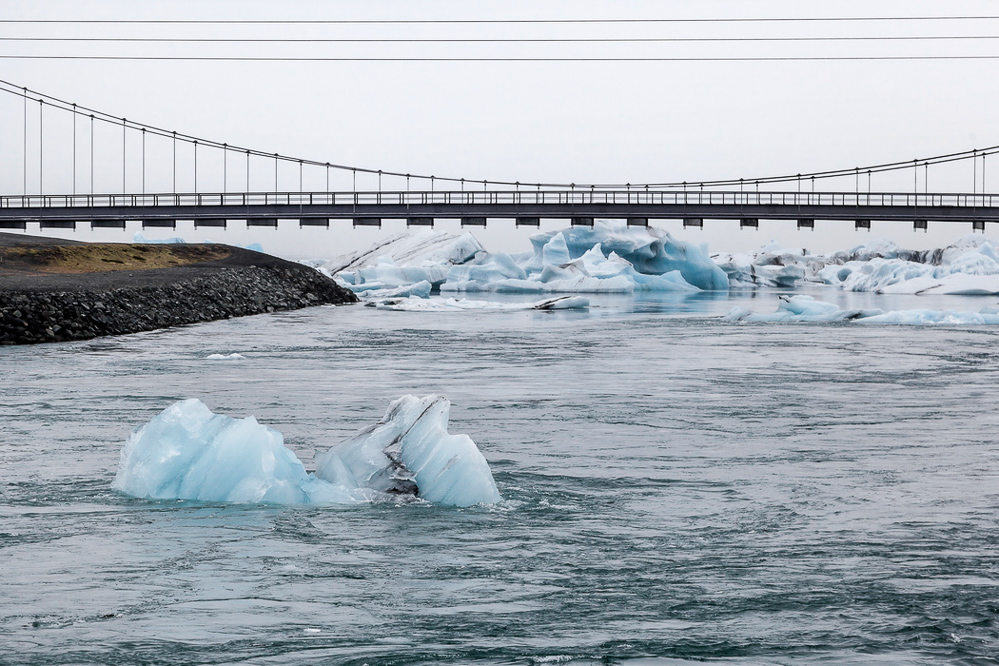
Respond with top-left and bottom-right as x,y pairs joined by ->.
1,190 -> 997,209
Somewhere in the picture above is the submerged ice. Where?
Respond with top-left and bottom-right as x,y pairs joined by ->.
366,295 -> 590,312
112,395 -> 501,507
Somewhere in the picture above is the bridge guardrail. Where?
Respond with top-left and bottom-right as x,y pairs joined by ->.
0,190 -> 997,210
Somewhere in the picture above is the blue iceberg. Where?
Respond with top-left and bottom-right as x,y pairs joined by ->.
522,223 -> 728,291
333,221 -> 728,299
315,395 -> 501,507
112,396 -> 501,507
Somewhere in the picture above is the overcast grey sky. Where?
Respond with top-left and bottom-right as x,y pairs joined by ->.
2,1 -> 998,254
3,0 -> 998,194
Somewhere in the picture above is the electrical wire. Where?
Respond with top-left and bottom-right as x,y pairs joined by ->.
1,16 -> 998,24
1,36 -> 999,43
3,55 -> 999,61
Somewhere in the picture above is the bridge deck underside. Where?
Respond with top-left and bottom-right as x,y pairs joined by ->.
1,203 -> 997,222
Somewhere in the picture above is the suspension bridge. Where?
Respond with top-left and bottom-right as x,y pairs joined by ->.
1,79 -> 997,234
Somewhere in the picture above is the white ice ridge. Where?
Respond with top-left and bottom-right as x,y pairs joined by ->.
366,295 -> 590,312
715,235 -> 999,294
723,294 -> 999,324
327,229 -> 485,274
112,395 -> 501,507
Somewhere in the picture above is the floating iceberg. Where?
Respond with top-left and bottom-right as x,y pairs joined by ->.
206,353 -> 245,360
441,240 -> 705,294
331,222 -> 727,300
712,236 -> 999,294
112,396 -> 500,507
819,241 -> 999,294
518,223 -> 728,291
132,231 -> 186,244
712,241 -> 809,287
353,279 -> 434,300
723,295 -> 999,325
366,295 -> 590,312
315,395 -> 501,507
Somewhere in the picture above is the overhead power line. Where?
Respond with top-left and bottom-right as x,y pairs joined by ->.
1,16 -> 998,24
3,55 -> 999,62
2,35 -> 999,44
6,54 -> 999,63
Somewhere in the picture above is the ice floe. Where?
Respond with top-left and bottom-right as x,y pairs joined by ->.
366,295 -> 590,312
723,294 -> 999,325
856,307 -> 999,325
112,395 -> 501,507
206,353 -> 245,360
723,295 -> 883,322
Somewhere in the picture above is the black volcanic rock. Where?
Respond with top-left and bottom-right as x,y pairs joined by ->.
0,234 -> 357,345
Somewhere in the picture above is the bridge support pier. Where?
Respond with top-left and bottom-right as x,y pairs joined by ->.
855,219 -> 871,231
195,219 -> 227,229
248,218 -> 279,228
0,220 -> 27,230
299,218 -> 329,228
516,217 -> 540,227
407,217 -> 434,227
797,219 -> 815,230
40,220 -> 76,230
143,219 -> 176,229
92,219 -> 126,229
739,218 -> 759,229
913,220 -> 928,232
461,217 -> 487,227
626,218 -> 648,227
973,220 -> 986,232
353,218 -> 381,228
683,218 -> 703,229
571,217 -> 595,226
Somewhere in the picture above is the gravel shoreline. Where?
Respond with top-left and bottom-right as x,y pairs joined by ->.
0,234 -> 357,345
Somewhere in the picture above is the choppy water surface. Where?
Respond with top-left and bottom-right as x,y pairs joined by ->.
3,289 -> 999,665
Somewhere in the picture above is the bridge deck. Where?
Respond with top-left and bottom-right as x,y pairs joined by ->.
1,190 -> 997,223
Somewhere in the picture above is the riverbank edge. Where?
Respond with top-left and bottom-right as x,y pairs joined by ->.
0,263 -> 358,345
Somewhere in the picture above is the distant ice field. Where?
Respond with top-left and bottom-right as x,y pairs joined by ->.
3,290 -> 999,664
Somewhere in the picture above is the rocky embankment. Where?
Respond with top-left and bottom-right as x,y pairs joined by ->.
0,235 -> 357,345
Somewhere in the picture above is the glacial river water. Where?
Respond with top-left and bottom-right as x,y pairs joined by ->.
2,288 -> 999,665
